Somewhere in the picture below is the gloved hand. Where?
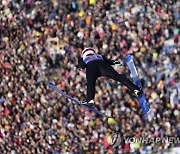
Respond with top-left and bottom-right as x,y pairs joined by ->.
78,57 -> 86,69
113,61 -> 124,66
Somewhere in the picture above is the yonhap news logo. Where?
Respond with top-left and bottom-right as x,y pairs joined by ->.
109,132 -> 121,148
109,132 -> 180,148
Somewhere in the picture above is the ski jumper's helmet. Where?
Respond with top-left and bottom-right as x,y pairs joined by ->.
81,47 -> 95,58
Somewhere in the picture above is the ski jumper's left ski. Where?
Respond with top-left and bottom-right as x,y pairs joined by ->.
48,82 -> 107,117
125,55 -> 150,115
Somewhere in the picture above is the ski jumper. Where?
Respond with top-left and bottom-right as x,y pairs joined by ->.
78,53 -> 141,102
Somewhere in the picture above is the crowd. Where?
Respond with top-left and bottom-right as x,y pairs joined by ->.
0,0 -> 179,153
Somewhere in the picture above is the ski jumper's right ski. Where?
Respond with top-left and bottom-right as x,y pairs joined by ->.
48,82 -> 107,117
125,55 -> 150,115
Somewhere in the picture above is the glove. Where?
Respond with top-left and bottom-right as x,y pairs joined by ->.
78,57 -> 86,69
113,61 -> 124,66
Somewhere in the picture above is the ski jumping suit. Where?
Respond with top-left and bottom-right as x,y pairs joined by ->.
78,54 -> 141,102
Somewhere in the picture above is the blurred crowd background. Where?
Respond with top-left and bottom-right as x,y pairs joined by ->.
0,0 -> 179,153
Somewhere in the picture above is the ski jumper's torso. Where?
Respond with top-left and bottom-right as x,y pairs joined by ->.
83,54 -> 111,78
83,54 -> 103,64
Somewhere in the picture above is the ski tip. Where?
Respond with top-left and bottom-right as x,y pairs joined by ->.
125,54 -> 132,62
48,82 -> 55,86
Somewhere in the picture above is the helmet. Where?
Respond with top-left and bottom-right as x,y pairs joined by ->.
81,47 -> 95,58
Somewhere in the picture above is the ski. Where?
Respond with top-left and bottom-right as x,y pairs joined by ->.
48,82 -> 107,117
125,55 -> 150,115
